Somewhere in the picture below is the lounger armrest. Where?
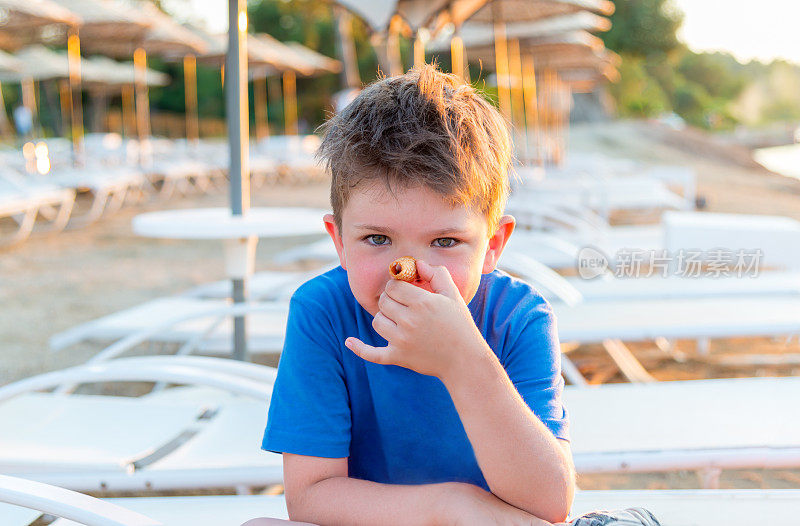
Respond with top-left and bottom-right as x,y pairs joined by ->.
0,359 -> 272,403
0,475 -> 161,526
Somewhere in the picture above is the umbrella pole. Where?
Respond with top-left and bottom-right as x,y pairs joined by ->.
413,31 -> 425,68
21,77 -> 38,139
492,23 -> 511,123
522,54 -> 541,166
282,70 -> 297,135
254,76 -> 268,141
507,38 -> 525,161
67,31 -> 84,166
0,81 -> 11,139
227,0 -> 251,361
387,16 -> 403,76
334,6 -> 360,88
122,85 -> 136,138
183,54 -> 199,145
134,47 -> 151,165
450,34 -> 464,81
58,80 -> 71,139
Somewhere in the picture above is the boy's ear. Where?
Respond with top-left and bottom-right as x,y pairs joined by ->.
482,215 -> 515,274
323,213 -> 348,270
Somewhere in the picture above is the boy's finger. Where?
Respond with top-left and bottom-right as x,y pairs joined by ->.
371,311 -> 398,341
415,260 -> 460,298
345,337 -> 392,365
378,292 -> 406,321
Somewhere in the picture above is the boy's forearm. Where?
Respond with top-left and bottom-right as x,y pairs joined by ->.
440,341 -> 575,523
289,476 -> 445,526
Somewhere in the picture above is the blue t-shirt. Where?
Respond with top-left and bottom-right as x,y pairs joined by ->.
262,266 -> 568,490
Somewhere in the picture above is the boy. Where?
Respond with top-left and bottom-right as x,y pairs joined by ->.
251,66 -> 654,526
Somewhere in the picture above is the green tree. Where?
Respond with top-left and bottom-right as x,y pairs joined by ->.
607,54 -> 670,117
602,0 -> 683,57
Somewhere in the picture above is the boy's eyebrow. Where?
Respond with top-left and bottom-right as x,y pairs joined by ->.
353,224 -> 397,234
353,224 -> 468,236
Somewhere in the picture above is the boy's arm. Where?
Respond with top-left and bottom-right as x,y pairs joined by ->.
283,454 -> 553,526
439,343 -> 574,524
345,262 -> 574,523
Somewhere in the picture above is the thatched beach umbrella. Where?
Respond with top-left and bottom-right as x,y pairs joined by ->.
430,3 -> 613,164
279,41 -> 341,135
0,0 -> 80,44
247,34 -> 341,137
330,0 -> 492,74
0,0 -> 81,138
0,45 -> 168,134
183,26 -> 308,141
70,1 -> 205,150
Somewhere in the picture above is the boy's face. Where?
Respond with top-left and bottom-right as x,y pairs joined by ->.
324,181 -> 514,317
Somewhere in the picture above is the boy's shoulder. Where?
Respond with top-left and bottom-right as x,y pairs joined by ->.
474,269 -> 553,322
291,265 -> 352,307
481,268 -> 550,303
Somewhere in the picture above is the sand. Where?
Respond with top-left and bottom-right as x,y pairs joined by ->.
2,119 -> 800,491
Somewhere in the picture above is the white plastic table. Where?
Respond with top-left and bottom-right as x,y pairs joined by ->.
132,207 -> 328,359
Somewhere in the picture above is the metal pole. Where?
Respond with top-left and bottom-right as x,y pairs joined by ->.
227,0 -> 250,361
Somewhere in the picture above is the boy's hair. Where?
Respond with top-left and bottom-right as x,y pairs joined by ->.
317,64 -> 513,234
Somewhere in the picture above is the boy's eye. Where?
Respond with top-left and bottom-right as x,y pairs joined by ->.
433,237 -> 458,248
365,234 -> 390,246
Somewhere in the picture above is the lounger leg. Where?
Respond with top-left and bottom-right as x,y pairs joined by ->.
158,179 -> 176,200
5,207 -> 38,244
699,467 -> 722,489
561,355 -> 588,387
70,189 -> 111,226
655,337 -> 686,362
105,186 -> 127,215
235,484 -> 253,495
602,339 -> 656,383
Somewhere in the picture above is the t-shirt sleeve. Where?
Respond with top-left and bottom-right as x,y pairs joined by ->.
501,301 -> 569,441
262,294 -> 351,458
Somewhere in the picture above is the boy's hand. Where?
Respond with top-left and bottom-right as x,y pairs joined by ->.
345,260 -> 487,378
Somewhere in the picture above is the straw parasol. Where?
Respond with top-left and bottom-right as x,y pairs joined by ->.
0,0 -> 81,136
431,2 -> 614,165
247,34 -> 341,137
0,0 -> 80,39
330,0 -> 493,74
0,48 -> 21,73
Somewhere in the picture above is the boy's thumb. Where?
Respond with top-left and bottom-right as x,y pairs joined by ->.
415,260 -> 459,298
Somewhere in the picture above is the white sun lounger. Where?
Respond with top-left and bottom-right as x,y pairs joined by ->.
0,172 -> 75,237
49,272 -> 800,385
566,376 -> 800,488
50,298 -> 289,355
1,474 -> 159,526
0,356 -> 282,493
499,251 -> 800,302
510,175 -> 691,216
508,210 -> 800,271
23,488 -> 800,526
